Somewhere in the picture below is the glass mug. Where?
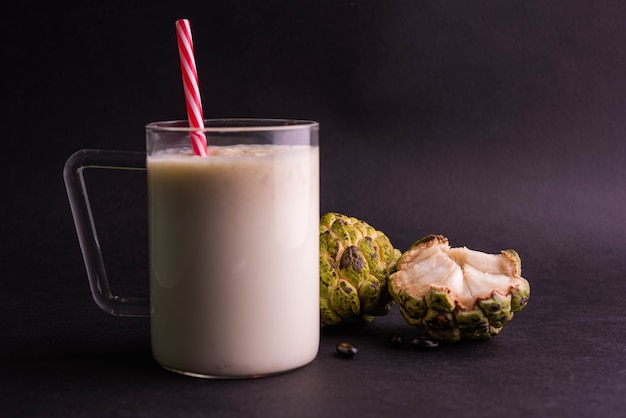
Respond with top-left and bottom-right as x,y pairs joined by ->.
64,119 -> 320,378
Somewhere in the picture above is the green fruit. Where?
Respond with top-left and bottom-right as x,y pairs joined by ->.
320,212 -> 402,326
389,234 -> 530,342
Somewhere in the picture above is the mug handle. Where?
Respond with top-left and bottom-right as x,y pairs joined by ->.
64,149 -> 150,317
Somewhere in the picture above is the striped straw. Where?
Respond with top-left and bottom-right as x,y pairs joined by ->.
175,19 -> 208,157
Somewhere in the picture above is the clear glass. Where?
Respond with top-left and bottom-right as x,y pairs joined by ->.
64,119 -> 320,378
63,149 -> 149,316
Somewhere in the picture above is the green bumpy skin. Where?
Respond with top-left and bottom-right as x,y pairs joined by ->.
389,234 -> 530,342
320,212 -> 402,326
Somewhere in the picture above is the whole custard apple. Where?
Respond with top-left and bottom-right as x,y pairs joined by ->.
320,212 -> 402,326
389,234 -> 530,342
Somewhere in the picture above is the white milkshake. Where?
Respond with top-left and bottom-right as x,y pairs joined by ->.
147,144 -> 320,377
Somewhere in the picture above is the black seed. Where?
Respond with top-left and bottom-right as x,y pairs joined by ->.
336,342 -> 358,358
411,336 -> 439,350
388,332 -> 404,348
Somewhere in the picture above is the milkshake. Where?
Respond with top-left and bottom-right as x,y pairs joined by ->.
147,143 -> 320,377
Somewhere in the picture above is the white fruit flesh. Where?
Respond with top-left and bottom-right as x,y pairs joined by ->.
393,241 -> 521,309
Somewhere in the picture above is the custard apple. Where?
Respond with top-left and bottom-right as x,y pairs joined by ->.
320,212 -> 402,326
389,234 -> 530,342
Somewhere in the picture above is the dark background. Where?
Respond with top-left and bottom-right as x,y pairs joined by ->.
2,1 -> 625,417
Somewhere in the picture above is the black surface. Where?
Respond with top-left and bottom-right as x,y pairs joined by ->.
2,1 -> 626,417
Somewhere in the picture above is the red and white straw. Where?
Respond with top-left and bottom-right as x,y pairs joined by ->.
176,19 -> 208,157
